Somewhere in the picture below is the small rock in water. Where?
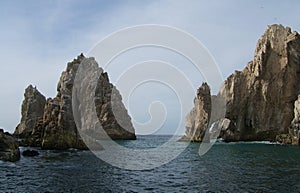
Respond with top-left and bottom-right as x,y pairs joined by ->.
22,149 -> 39,157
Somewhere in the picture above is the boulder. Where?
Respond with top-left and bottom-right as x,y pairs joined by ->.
0,129 -> 20,162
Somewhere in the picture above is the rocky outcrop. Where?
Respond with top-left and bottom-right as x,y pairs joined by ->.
276,95 -> 300,145
40,54 -> 86,149
290,95 -> 300,144
183,24 -> 300,145
14,85 -> 46,138
218,24 -> 300,143
0,129 -> 20,162
15,54 -> 136,150
41,54 -> 136,149
94,70 -> 136,140
181,83 -> 211,141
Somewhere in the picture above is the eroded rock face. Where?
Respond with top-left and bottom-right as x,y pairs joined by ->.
14,54 -> 136,150
41,55 -> 86,150
14,85 -> 46,138
276,95 -> 300,145
219,24 -> 300,142
0,129 -> 20,162
291,95 -> 300,133
41,54 -> 136,149
181,83 -> 211,141
94,71 -> 136,140
182,25 -> 300,145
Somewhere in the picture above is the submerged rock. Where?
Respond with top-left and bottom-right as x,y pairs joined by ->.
22,149 -> 39,157
0,129 -> 20,162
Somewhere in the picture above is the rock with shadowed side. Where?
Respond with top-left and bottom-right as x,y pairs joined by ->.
0,129 -> 20,162
14,54 -> 136,150
276,95 -> 300,145
180,83 -> 211,142
182,24 -> 300,145
14,85 -> 46,141
40,54 -> 136,150
217,24 -> 300,143
290,95 -> 300,145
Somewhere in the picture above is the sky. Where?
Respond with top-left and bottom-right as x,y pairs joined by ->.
0,0 -> 299,134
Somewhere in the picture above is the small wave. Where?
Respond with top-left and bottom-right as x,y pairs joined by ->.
246,141 -> 280,144
218,140 -> 280,145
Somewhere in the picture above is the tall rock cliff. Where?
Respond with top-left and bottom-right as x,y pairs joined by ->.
40,55 -> 86,149
220,25 -> 300,140
182,24 -> 300,145
15,54 -> 136,150
219,24 -> 300,142
181,83 -> 211,141
14,85 -> 46,138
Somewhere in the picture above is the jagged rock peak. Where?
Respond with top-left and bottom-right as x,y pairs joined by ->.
41,54 -> 136,149
218,24 -> 300,143
247,24 -> 299,77
14,85 -> 46,138
14,54 -> 136,150
182,24 -> 300,145
181,82 -> 211,142
66,53 -> 85,72
195,82 -> 211,122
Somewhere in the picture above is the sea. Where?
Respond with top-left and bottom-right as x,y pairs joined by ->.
0,135 -> 299,193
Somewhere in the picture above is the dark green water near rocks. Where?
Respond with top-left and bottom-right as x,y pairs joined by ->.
1,135 -> 299,192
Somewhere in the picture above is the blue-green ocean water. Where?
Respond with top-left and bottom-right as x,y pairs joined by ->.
1,135 -> 299,192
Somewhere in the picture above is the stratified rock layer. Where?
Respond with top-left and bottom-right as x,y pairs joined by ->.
0,129 -> 20,162
181,83 -> 211,141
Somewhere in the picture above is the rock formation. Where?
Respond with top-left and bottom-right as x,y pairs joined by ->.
276,95 -> 300,145
290,95 -> 300,145
14,85 -> 46,138
218,24 -> 300,142
183,24 -> 300,145
15,54 -> 136,150
181,83 -> 211,141
40,55 -> 87,150
0,129 -> 20,162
